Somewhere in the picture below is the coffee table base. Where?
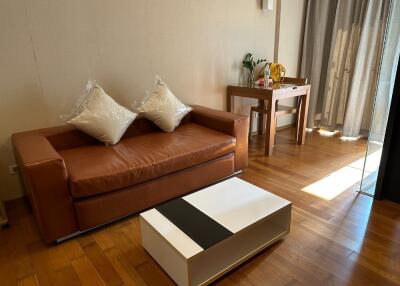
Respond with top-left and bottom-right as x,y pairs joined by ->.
140,206 -> 291,286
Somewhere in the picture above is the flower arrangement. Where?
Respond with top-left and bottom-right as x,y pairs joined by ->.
242,53 -> 267,87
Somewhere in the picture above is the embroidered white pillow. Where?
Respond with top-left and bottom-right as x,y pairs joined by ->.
137,77 -> 192,132
66,83 -> 137,145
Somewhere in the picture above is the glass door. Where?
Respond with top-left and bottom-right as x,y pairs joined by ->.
360,0 -> 400,196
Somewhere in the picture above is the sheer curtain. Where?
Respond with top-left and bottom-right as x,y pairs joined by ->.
369,0 -> 400,142
300,0 -> 390,137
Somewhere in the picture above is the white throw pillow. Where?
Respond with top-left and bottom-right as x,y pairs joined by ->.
137,77 -> 192,132
65,83 -> 137,145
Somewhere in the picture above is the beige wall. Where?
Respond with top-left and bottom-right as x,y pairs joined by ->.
0,0 -> 304,200
276,0 -> 305,127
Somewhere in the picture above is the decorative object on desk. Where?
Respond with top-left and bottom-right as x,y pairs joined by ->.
242,53 -> 267,87
0,200 -> 8,228
254,77 -> 272,88
257,63 -> 286,83
255,78 -> 265,87
270,63 -> 286,83
264,63 -> 272,88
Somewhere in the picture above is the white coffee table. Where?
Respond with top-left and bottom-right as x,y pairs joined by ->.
140,177 -> 291,286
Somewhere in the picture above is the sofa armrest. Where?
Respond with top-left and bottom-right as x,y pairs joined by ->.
12,133 -> 78,243
19,125 -> 99,151
190,105 -> 249,171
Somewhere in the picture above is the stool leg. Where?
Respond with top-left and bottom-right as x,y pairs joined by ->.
260,111 -> 268,136
274,114 -> 278,146
258,100 -> 265,135
295,97 -> 302,142
249,109 -> 254,141
274,101 -> 279,145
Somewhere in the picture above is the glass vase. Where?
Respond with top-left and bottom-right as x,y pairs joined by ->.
247,70 -> 255,87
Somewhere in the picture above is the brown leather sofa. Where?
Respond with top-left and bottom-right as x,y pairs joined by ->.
12,105 -> 249,243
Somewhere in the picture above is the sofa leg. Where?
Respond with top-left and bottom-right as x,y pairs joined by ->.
55,231 -> 84,244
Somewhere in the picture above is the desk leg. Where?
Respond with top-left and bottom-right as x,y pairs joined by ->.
265,98 -> 276,156
297,89 -> 310,145
227,94 -> 233,112
258,100 -> 265,135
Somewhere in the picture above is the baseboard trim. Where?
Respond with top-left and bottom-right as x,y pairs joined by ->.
249,123 -> 296,136
277,123 -> 296,131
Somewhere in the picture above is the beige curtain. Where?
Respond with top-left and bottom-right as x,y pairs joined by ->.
342,0 -> 389,137
301,0 -> 390,137
320,0 -> 366,132
300,0 -> 338,128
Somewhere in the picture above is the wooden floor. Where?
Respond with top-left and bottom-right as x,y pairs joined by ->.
1,128 -> 400,286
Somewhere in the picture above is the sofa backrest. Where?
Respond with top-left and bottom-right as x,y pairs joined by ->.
44,113 -> 192,151
120,118 -> 160,139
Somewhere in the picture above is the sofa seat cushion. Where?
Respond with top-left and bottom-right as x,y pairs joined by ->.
60,123 -> 235,198
59,146 -> 133,198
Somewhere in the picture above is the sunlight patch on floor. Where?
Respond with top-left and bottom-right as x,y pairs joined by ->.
301,149 -> 382,200
340,136 -> 361,141
318,130 -> 339,137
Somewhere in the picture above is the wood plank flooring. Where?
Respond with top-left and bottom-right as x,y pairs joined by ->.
1,128 -> 400,286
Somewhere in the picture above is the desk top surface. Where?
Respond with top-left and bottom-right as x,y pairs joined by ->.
229,82 -> 309,91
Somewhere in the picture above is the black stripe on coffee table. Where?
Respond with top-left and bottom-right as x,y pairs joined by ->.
156,197 -> 233,249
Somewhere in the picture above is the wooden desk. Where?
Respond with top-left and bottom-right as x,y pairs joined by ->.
227,83 -> 311,156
